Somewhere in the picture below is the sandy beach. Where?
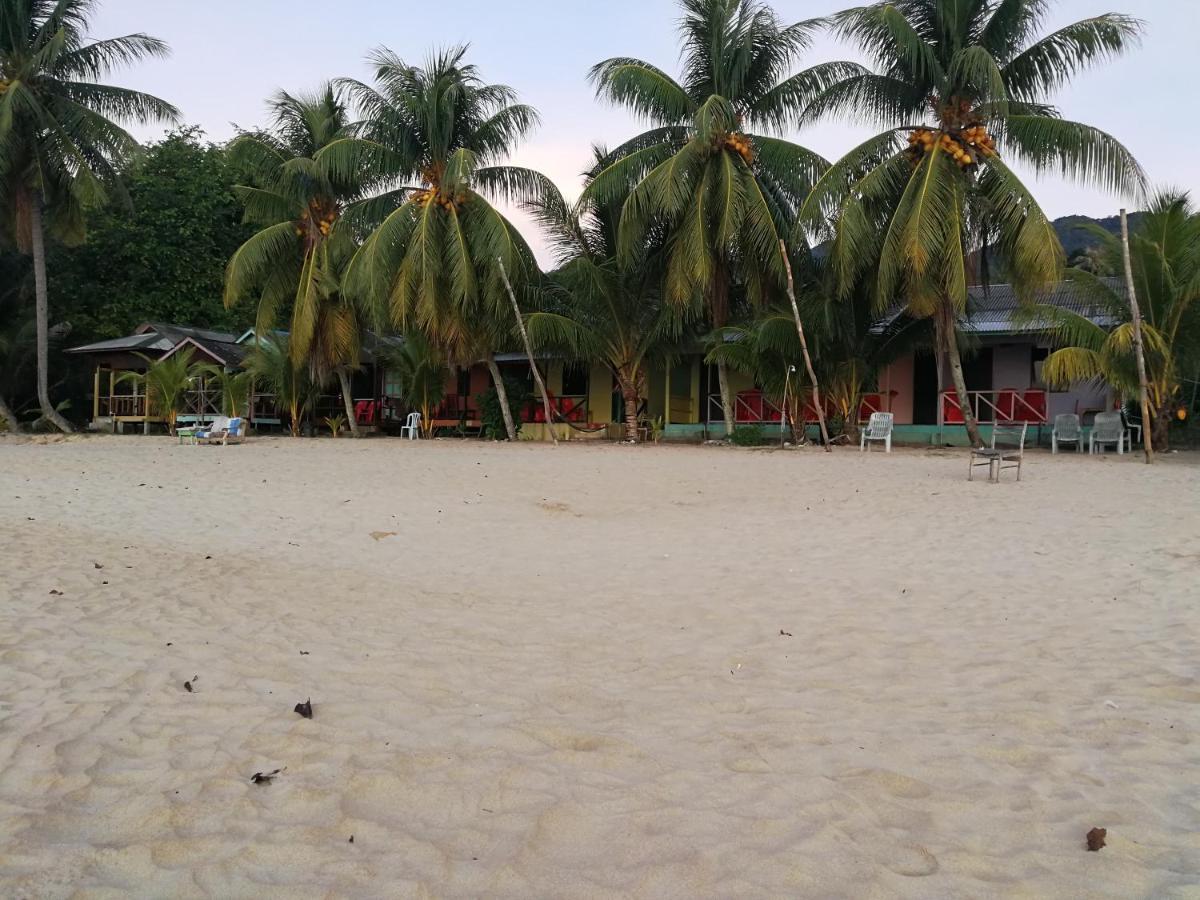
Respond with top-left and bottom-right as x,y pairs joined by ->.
0,435 -> 1197,898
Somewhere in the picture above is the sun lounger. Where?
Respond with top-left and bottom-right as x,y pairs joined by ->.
198,416 -> 245,446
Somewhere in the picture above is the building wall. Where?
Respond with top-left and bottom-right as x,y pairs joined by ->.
879,355 -> 915,424
991,343 -> 1032,390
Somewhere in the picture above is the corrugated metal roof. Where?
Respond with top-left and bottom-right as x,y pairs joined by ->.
872,278 -> 1124,335
68,323 -> 242,355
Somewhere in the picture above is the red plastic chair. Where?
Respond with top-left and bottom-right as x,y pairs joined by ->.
995,389 -> 1017,422
858,393 -> 884,422
942,390 -> 964,424
736,390 -> 764,423
1020,389 -> 1047,423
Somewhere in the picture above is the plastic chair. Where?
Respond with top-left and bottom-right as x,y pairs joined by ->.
1089,411 -> 1125,454
1052,414 -> 1083,453
859,412 -> 894,453
400,411 -> 421,440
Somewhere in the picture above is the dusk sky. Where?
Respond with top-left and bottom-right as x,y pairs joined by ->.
91,1 -> 1196,263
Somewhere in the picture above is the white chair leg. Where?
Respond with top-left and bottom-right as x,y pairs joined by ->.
1052,435 -> 1057,454
885,435 -> 891,453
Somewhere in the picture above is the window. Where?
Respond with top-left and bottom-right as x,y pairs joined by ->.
562,365 -> 588,396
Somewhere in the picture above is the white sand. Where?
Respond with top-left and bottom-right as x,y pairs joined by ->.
0,435 -> 1197,898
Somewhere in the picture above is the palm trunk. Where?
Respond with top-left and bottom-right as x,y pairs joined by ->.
337,369 -> 361,437
939,303 -> 982,447
485,354 -> 517,441
716,360 -> 736,439
28,197 -> 73,433
620,378 -> 640,443
0,394 -> 23,433
1151,399 -> 1172,451
779,240 -> 831,451
498,259 -> 557,445
711,264 -> 736,439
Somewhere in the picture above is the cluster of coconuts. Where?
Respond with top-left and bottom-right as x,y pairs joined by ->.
906,124 -> 997,169
412,188 -> 468,212
295,200 -> 337,238
723,132 -> 755,164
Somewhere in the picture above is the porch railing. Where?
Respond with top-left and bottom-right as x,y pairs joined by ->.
940,389 -> 1048,426
520,394 -> 588,424
705,391 -> 889,426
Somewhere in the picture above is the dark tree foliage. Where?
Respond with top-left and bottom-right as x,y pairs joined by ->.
44,127 -> 255,342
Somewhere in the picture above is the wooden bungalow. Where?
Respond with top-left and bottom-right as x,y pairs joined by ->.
67,323 -> 248,433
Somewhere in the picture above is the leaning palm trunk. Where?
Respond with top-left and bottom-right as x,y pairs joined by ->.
0,395 -> 22,433
499,259 -> 557,445
938,304 -> 982,447
336,369 -> 361,437
29,198 -> 73,433
715,360 -> 736,439
780,241 -> 831,450
484,354 -> 517,441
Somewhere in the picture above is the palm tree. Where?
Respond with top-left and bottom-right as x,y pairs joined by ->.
1037,192 -> 1200,449
244,336 -> 315,437
377,331 -> 446,437
224,84 -> 371,436
524,151 -> 684,442
336,46 -> 548,441
117,348 -> 201,435
199,364 -> 253,418
585,0 -> 856,436
0,0 -> 178,432
800,0 -> 1145,446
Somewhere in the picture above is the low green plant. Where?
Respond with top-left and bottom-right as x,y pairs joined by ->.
730,424 -> 765,447
476,377 -> 530,441
324,414 -> 346,438
649,415 -> 664,444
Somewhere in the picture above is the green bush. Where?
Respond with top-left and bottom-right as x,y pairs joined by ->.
730,424 -> 765,446
476,377 -> 530,440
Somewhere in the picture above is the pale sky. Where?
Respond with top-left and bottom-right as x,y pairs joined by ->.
91,0 -> 1197,263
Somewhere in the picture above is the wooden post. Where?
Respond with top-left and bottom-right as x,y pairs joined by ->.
1120,209 -> 1153,464
92,367 -> 100,421
664,360 -> 671,427
779,240 -> 831,451
498,258 -> 557,445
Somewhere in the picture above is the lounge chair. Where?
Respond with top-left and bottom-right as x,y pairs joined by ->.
199,416 -> 245,446
969,423 -> 1027,482
400,411 -> 421,440
1051,414 -> 1083,454
859,412 -> 894,453
1089,411 -> 1125,455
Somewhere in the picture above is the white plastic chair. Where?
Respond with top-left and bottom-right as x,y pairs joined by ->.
859,412 -> 893,453
1051,413 -> 1082,454
1089,411 -> 1125,454
400,411 -> 421,440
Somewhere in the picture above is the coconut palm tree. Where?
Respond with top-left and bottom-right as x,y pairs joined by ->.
243,336 -> 316,437
0,0 -> 178,432
224,84 -> 373,436
524,151 -> 684,442
199,364 -> 253,418
800,0 -> 1145,446
1036,192 -> 1200,449
376,332 -> 446,437
585,0 -> 857,436
117,348 -> 201,435
335,46 -> 548,441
